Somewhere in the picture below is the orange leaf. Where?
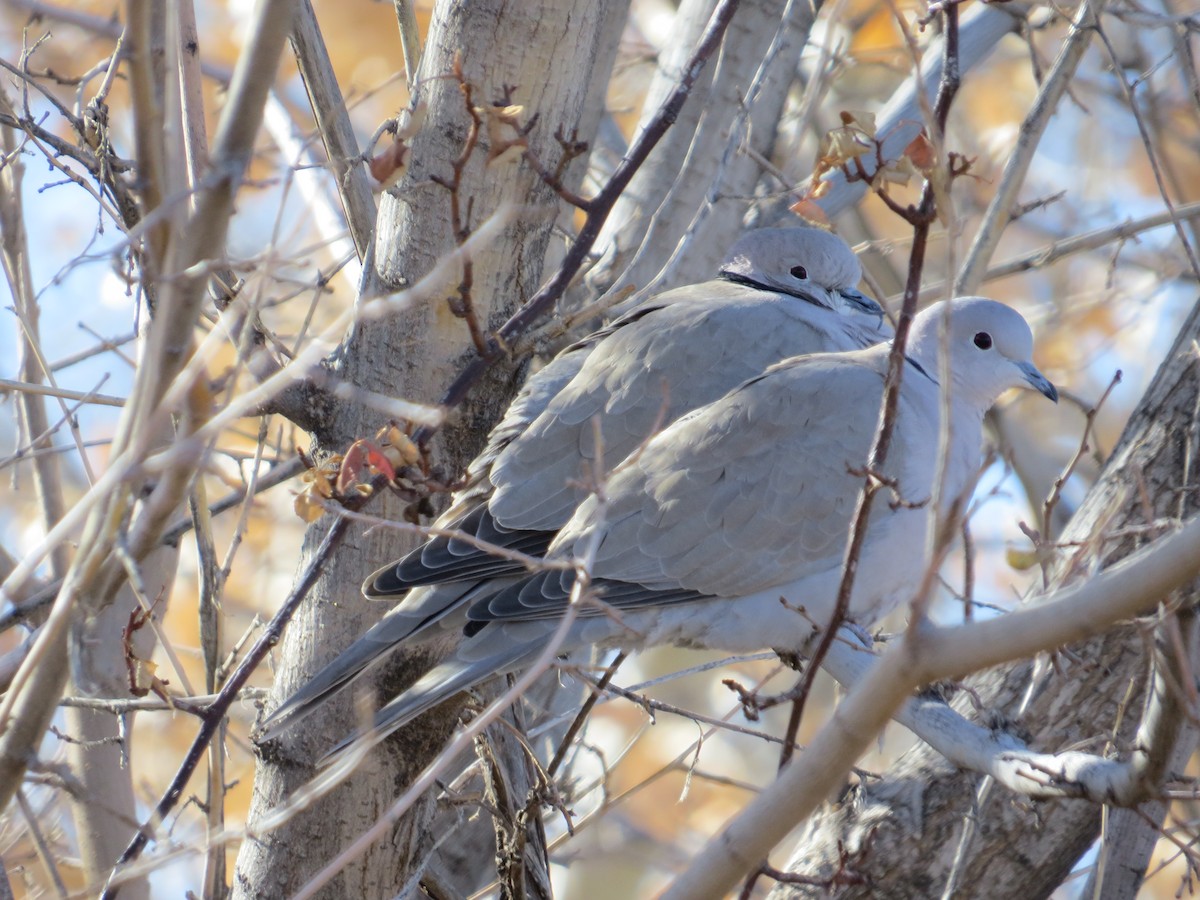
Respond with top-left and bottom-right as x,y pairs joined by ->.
369,140 -> 409,189
293,490 -> 326,523
789,197 -> 830,227
904,132 -> 935,171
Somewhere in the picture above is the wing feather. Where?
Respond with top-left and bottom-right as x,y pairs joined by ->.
488,284 -> 882,531
469,349 -> 897,626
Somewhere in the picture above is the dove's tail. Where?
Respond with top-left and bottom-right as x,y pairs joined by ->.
318,637 -> 542,765
257,582 -> 483,741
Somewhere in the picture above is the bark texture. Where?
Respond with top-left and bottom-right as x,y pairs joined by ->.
234,2 -> 623,896
770,296 -> 1200,898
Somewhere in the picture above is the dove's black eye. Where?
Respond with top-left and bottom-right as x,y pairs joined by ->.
974,332 -> 993,350
790,265 -> 808,279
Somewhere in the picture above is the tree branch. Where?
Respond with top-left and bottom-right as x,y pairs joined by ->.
818,620 -> 1191,805
289,0 -> 377,263
662,512 -> 1200,899
955,0 -> 1111,294
0,0 -> 295,816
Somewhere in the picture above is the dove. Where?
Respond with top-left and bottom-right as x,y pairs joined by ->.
307,297 -> 1057,754
422,226 -> 885,533
261,227 -> 888,737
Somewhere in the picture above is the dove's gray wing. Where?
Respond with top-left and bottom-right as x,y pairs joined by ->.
422,294 -> 692,525
434,337 -> 596,525
375,286 -> 888,594
488,282 -> 885,530
474,350 -> 907,620
318,349 -> 925,753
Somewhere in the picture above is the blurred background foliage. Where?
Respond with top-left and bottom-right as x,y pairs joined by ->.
0,0 -> 1197,896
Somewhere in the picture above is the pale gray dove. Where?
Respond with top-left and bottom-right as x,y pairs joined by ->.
262,227 -> 888,737
298,298 -> 1057,755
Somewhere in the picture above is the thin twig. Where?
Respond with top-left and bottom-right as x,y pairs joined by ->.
1043,370 -> 1123,538
546,652 -> 626,777
777,3 -> 962,770
289,0 -> 377,262
0,377 -> 126,408
103,512 -> 352,889
955,0 -> 1111,294
16,788 -> 69,899
392,0 -> 423,94
1092,21 -> 1200,283
429,56 -> 490,356
0,0 -> 296,821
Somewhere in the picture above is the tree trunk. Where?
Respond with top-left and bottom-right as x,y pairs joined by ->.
234,2 -> 624,896
769,295 -> 1200,897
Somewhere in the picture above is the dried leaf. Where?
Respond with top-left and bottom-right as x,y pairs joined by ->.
824,126 -> 872,163
789,197 -> 831,227
395,101 -> 427,141
487,138 -> 527,167
125,605 -> 170,700
874,160 -> 915,188
839,109 -> 877,139
293,491 -> 326,523
904,133 -> 936,171
491,103 -> 525,127
380,423 -> 421,466
369,139 -> 409,189
303,461 -> 337,499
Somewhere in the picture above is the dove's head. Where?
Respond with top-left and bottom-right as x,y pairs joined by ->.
908,298 -> 1058,409
720,227 -> 883,318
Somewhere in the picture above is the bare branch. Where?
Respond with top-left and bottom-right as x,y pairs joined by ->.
0,0 -> 295,817
0,377 -> 126,407
662,512 -> 1200,899
392,0 -> 423,93
955,0 -> 1111,294
290,0 -> 377,262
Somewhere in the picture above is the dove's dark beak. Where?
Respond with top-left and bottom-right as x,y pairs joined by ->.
837,287 -> 885,317
1018,361 -> 1058,403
